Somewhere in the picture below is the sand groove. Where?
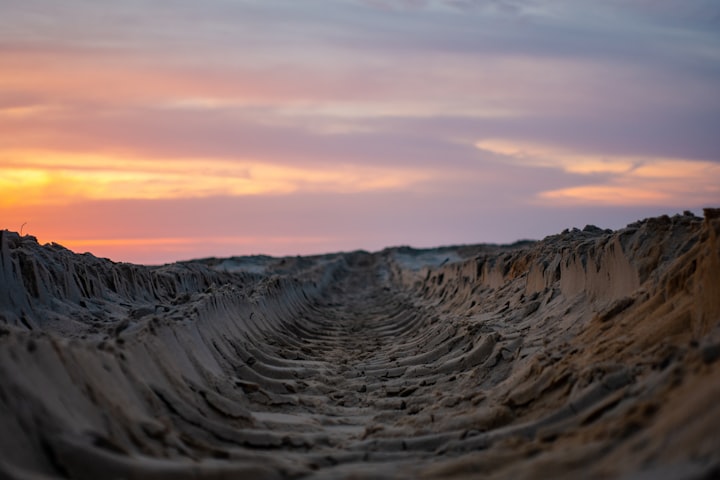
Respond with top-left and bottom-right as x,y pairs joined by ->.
1,211 -> 720,479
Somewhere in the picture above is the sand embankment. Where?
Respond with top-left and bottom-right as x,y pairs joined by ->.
1,210 -> 719,479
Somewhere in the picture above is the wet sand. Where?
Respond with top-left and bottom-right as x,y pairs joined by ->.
1,210 -> 719,479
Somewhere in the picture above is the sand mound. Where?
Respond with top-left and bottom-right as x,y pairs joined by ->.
1,211 -> 719,479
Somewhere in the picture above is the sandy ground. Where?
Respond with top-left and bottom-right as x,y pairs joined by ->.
1,210 -> 719,479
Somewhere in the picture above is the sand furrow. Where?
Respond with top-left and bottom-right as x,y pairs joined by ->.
1,212 -> 720,479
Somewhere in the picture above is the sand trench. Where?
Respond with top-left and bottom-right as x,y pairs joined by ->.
1,211 -> 719,479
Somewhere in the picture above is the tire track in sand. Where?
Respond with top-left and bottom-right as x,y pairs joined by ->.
1,212 -> 719,479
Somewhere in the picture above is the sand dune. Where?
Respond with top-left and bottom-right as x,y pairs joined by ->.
1,210 -> 719,479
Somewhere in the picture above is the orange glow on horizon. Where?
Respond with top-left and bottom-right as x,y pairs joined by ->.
0,150 -> 433,207
57,235 -> 336,248
43,235 -> 342,265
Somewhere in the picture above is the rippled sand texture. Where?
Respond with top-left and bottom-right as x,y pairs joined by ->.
1,210 -> 719,480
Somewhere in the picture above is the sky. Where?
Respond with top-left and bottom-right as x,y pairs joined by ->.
1,0 -> 719,264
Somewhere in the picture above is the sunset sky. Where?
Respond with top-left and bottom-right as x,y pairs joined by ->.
2,0 -> 719,264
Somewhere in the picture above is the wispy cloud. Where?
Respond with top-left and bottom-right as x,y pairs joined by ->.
477,139 -> 720,206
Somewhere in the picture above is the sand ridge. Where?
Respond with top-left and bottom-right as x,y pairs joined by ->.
1,210 -> 719,479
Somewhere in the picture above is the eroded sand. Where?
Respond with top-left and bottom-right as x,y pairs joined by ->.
1,211 -> 719,479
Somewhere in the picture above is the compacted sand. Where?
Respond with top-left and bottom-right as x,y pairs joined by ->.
1,210 -> 719,479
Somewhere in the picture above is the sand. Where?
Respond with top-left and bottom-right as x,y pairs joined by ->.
1,210 -> 719,479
